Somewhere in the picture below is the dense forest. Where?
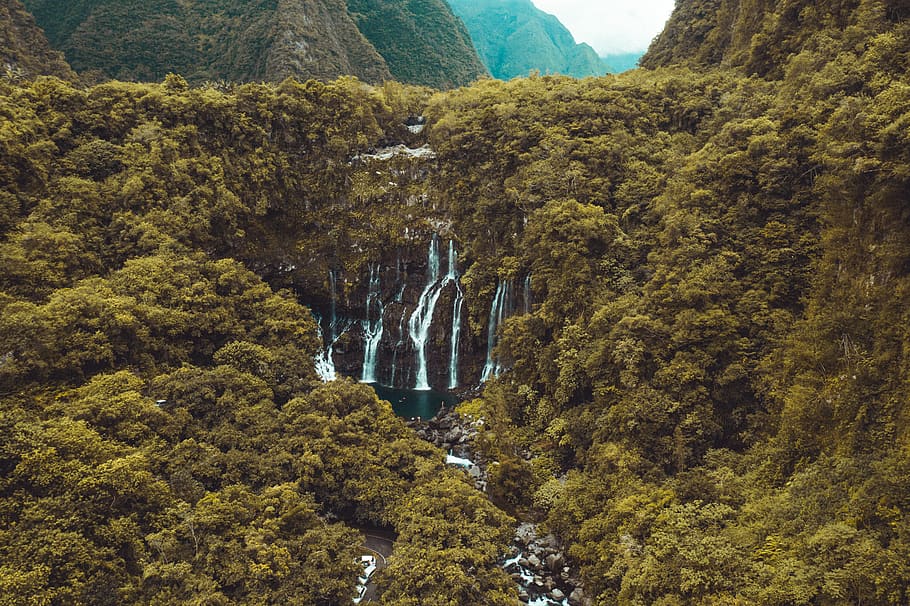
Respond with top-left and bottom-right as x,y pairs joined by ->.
2,0 -> 910,605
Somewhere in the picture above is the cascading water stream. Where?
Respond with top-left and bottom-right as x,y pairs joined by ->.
408,235 -> 445,390
313,315 -> 336,382
360,264 -> 383,383
390,307 -> 408,387
447,242 -> 464,390
523,273 -> 532,314
481,279 -> 512,383
315,271 -> 340,381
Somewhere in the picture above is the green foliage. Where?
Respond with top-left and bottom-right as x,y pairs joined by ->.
346,0 -> 489,88
0,73 -> 514,603
379,464 -> 517,605
2,1 -> 910,603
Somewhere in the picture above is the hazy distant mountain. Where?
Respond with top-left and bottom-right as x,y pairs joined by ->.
20,0 -> 486,88
0,0 -> 75,80
601,52 -> 642,73
447,0 -> 610,79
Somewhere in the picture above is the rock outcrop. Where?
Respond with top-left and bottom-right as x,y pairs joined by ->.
505,523 -> 589,605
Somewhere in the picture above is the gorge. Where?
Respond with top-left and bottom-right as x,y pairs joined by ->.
2,0 -> 910,604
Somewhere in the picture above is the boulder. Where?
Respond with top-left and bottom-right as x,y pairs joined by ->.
516,523 -> 536,545
569,587 -> 585,605
545,553 -> 565,573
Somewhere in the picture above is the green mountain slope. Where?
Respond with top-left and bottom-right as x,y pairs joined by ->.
22,0 -> 392,84
20,0 -> 486,87
447,0 -> 609,79
347,0 -> 489,89
0,0 -> 75,80
640,0 -> 901,77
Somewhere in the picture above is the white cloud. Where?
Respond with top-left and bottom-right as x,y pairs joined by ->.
531,0 -> 675,55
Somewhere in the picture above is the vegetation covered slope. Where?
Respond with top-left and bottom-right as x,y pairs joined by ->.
428,1 -> 910,603
20,0 -> 487,87
0,75 -> 515,605
347,0 -> 489,88
642,0 -> 910,76
0,0 -> 75,81
447,0 -> 609,79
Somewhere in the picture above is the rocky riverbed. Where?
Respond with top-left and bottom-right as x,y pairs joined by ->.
505,523 -> 588,606
408,406 -> 588,606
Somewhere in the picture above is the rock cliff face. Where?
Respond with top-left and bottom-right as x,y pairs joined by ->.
265,0 -> 392,84
312,236 -> 496,392
0,0 -> 75,80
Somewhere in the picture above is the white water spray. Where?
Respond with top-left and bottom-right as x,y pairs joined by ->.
481,279 -> 512,383
408,236 -> 445,390
447,241 -> 464,389
360,264 -> 383,383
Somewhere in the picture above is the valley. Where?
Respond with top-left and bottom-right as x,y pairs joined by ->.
1,1 -> 910,605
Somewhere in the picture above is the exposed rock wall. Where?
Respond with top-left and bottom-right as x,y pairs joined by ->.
315,237 -> 486,391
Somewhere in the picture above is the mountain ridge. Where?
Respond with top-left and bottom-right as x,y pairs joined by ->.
447,0 -> 610,79
19,0 -> 486,87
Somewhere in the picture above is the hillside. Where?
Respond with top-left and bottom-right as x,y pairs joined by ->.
347,0 -> 489,89
641,0 -> 905,77
601,51 -> 642,73
19,0 -> 486,87
2,0 -> 910,604
447,0 -> 609,79
0,0 -> 75,80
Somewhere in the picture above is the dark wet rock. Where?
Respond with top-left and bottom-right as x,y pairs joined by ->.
545,553 -> 565,573
569,587 -> 585,605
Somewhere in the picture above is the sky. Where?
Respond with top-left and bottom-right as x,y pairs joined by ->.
530,0 -> 676,55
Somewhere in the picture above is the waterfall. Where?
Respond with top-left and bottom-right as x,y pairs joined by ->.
523,273 -> 532,314
408,235 -> 446,390
447,241 -> 464,390
313,316 -> 336,382
481,279 -> 512,383
390,307 -> 408,387
360,264 -> 383,383
314,270 -> 345,382
328,270 -> 338,341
